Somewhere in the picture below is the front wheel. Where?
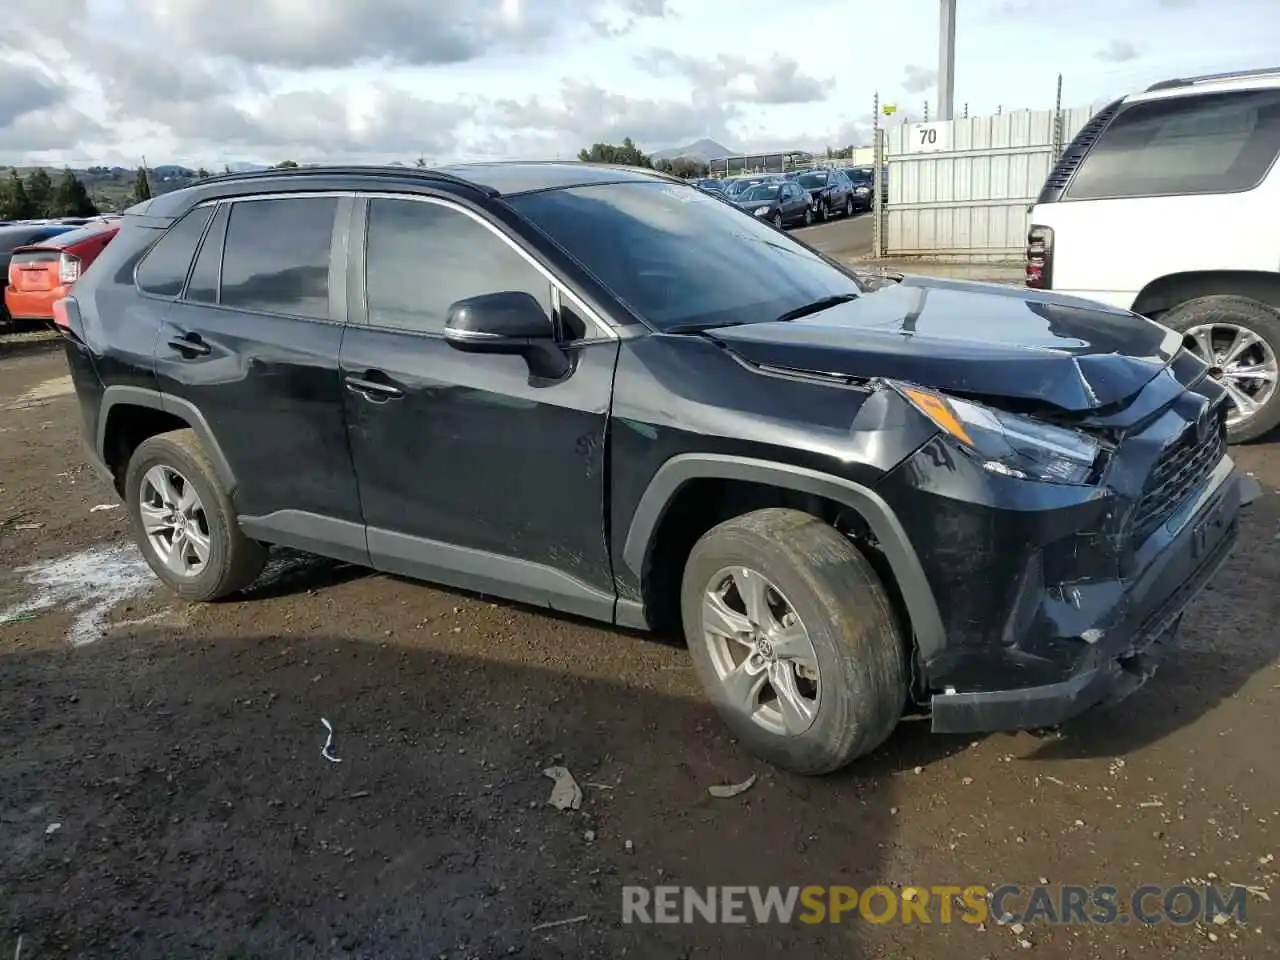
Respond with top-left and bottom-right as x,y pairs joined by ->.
803,207 -> 813,227
844,197 -> 854,217
1161,295 -> 1280,443
681,508 -> 907,775
772,212 -> 783,229
125,429 -> 268,600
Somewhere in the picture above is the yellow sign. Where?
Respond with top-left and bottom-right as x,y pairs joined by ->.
883,103 -> 897,116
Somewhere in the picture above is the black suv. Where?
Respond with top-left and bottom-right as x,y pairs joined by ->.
57,163 -> 1243,775
788,168 -> 855,220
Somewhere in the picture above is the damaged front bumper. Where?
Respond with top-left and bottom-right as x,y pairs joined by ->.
928,454 -> 1240,734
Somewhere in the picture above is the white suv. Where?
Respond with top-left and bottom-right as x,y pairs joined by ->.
1027,67 -> 1280,442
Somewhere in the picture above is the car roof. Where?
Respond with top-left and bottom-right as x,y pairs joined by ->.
135,161 -> 686,220
16,220 -> 120,251
1127,66 -> 1280,105
0,223 -> 78,250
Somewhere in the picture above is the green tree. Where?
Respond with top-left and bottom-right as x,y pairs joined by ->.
51,169 -> 100,217
415,156 -> 427,167
196,167 -> 212,179
24,168 -> 55,217
576,137 -> 653,168
0,170 -> 37,220
275,159 -> 299,168
668,157 -> 709,179
132,167 -> 153,204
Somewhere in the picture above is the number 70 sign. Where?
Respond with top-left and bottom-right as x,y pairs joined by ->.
906,121 -> 949,153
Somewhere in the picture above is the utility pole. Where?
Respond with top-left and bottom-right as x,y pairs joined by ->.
937,0 -> 956,121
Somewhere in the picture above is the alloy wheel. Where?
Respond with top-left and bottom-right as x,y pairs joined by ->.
138,464 -> 212,577
1183,322 -> 1279,429
699,566 -> 821,737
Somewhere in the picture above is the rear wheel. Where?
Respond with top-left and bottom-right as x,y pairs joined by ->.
681,508 -> 907,775
125,429 -> 267,600
1160,295 -> 1280,443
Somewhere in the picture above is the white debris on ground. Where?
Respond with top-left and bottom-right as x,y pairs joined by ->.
3,374 -> 74,411
707,774 -> 758,799
543,766 -> 583,810
0,543 -> 158,646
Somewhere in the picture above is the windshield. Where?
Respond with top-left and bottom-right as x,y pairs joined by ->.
742,185 -> 780,201
508,181 -> 861,332
796,171 -> 829,187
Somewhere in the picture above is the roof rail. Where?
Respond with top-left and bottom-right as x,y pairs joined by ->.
191,164 -> 499,197
1145,66 -> 1280,92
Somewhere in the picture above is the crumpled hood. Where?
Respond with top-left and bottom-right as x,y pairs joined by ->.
705,275 -> 1182,412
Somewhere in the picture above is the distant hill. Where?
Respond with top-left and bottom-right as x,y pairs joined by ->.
651,139 -> 735,163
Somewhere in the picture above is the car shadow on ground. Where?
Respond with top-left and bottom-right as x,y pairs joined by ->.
0,626 -> 926,959
222,554 -> 999,778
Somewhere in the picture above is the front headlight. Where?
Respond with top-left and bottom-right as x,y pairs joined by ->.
753,206 -> 769,216
856,186 -> 870,194
891,382 -> 1103,485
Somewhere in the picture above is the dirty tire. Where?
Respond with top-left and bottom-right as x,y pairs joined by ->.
125,428 -> 267,601
1159,295 -> 1280,443
681,508 -> 907,775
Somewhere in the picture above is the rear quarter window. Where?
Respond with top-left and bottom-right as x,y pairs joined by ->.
1064,88 -> 1280,200
135,207 -> 215,297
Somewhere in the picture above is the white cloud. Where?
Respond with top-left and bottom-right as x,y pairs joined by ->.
0,0 -> 1274,166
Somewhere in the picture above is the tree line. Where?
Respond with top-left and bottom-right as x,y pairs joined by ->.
0,168 -> 101,220
577,139 -> 711,179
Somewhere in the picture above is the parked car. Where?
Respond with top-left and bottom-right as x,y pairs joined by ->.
722,175 -> 782,201
693,178 -> 730,199
788,168 -> 855,220
5,219 -> 121,326
1027,66 -> 1280,443
841,166 -> 877,211
732,180 -> 814,228
0,222 -> 80,327
58,162 -> 1243,775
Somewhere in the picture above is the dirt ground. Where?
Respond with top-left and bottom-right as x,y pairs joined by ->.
2,343 -> 1280,959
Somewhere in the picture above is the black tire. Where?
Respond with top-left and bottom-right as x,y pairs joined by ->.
844,197 -> 854,217
681,508 -> 907,775
1159,295 -> 1280,444
771,212 -> 783,229
803,207 -> 813,227
125,428 -> 267,601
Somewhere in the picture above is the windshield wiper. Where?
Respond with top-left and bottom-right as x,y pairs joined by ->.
771,293 -> 859,324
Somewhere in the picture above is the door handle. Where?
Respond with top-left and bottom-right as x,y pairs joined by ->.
167,333 -> 211,357
344,374 -> 404,401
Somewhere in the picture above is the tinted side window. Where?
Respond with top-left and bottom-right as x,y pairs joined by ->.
1065,89 -> 1280,200
220,197 -> 337,319
135,207 -> 214,297
186,203 -> 229,304
364,198 -> 551,335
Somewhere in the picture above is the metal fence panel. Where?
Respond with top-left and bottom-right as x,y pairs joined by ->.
880,104 -> 1103,262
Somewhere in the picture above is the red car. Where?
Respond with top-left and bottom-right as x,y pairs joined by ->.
5,219 -> 121,325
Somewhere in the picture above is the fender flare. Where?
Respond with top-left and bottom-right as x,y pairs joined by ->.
621,453 -> 946,661
98,385 -> 237,495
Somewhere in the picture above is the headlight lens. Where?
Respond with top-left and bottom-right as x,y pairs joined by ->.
856,186 -> 870,194
892,382 -> 1103,485
754,206 -> 769,216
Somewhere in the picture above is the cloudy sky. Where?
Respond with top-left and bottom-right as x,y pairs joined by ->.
1,0 -> 1277,168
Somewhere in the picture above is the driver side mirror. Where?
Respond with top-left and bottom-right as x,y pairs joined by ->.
443,291 -> 555,353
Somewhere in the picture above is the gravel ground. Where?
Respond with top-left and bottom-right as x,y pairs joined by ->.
2,344 -> 1279,959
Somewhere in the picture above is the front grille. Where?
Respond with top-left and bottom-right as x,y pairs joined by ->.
1130,413 -> 1226,544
